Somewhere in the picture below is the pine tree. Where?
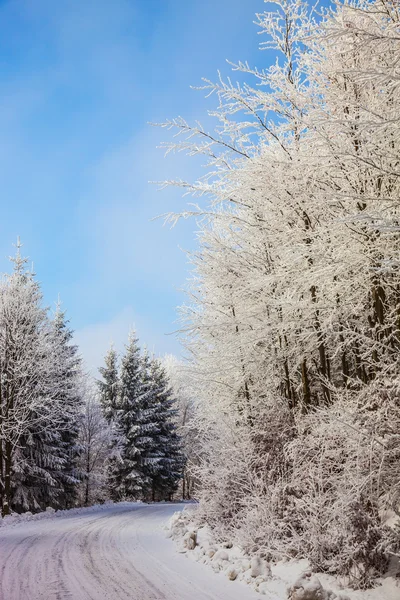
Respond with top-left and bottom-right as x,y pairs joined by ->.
13,303 -> 83,512
97,345 -> 124,500
144,358 -> 183,501
97,337 -> 184,502
98,345 -> 119,423
0,241 -> 78,514
50,304 -> 83,508
110,332 -> 145,500
131,349 -> 165,500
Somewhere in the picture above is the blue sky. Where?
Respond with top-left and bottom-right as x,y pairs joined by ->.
0,0 -> 265,371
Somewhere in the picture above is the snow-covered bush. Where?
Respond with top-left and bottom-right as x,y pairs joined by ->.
287,571 -> 349,600
283,390 -> 399,587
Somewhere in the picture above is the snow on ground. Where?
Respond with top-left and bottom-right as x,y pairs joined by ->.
0,502 -> 261,600
166,507 -> 400,600
0,500 -> 133,528
1,502 -> 398,600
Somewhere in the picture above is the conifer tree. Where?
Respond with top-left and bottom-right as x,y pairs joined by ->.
111,332 -> 145,499
133,349 -> 161,499
0,241 -> 78,514
13,302 -> 83,511
50,304 -> 83,508
98,345 -> 119,423
97,337 -> 184,502
144,358 -> 183,501
97,345 -> 124,499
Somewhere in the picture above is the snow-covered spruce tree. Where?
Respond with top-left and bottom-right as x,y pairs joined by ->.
159,0 -> 400,586
97,344 -> 125,499
13,303 -> 84,511
130,348 -> 163,500
142,357 -> 183,501
50,305 -> 83,508
109,332 -> 147,500
97,339 -> 184,501
0,242 -> 80,515
98,345 -> 119,423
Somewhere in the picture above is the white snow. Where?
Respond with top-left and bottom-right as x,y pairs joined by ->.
0,502 -> 260,600
1,503 -> 399,600
166,507 -> 400,600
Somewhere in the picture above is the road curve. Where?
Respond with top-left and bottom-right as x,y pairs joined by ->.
0,503 -> 259,600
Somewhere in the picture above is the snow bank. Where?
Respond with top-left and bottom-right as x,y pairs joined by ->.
166,509 -> 400,600
287,572 -> 348,600
0,501 -> 140,529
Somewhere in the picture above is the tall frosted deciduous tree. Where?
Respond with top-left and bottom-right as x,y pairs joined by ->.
78,385 -> 119,506
0,242 -> 77,515
158,0 -> 400,586
163,355 -> 199,500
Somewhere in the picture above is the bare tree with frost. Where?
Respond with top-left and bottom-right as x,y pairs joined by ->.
78,384 -> 120,506
163,354 -> 200,499
158,0 -> 400,586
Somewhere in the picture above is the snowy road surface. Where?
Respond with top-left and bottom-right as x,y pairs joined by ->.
0,503 -> 260,600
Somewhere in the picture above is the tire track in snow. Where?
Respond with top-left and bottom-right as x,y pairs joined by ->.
0,503 -> 260,600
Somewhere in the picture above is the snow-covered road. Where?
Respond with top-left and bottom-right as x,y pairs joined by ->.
0,503 -> 260,600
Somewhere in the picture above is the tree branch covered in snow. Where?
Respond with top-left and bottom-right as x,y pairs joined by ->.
159,0 -> 400,588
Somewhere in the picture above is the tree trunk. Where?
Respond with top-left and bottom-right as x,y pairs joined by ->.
310,285 -> 330,403
301,358 -> 311,412
182,471 -> 186,500
3,440 -> 12,516
85,451 -> 90,507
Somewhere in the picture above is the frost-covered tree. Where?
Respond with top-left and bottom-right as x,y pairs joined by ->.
108,332 -> 147,499
78,385 -> 119,506
159,0 -> 400,586
97,344 -> 124,500
163,355 -> 197,499
131,348 -> 163,500
12,302 -> 83,512
0,242 -> 82,515
142,357 -> 183,501
98,345 -> 119,423
51,304 -> 83,508
97,337 -> 184,501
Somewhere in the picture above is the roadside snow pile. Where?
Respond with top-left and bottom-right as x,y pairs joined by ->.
0,501 -> 139,529
287,572 -> 348,600
166,509 -> 400,600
